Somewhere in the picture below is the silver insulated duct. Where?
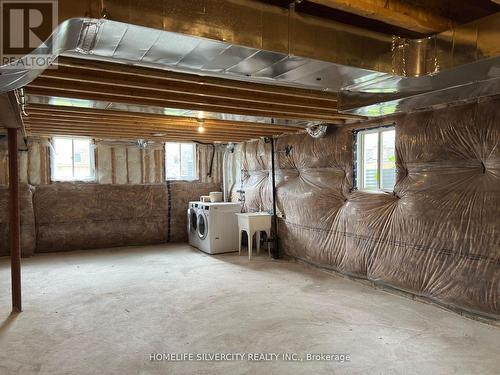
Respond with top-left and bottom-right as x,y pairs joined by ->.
0,2 -> 499,117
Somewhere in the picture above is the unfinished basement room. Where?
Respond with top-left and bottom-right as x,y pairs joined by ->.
0,0 -> 499,374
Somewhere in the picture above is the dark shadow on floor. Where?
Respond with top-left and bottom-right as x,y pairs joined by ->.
0,311 -> 20,336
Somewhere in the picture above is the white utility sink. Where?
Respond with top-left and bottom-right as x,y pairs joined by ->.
236,212 -> 272,259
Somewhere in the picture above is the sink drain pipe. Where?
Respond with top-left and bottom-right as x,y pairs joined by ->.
264,136 -> 279,259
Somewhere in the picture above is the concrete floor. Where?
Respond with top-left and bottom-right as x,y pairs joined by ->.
0,244 -> 499,375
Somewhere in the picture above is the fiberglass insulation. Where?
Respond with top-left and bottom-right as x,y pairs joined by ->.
239,98 -> 500,319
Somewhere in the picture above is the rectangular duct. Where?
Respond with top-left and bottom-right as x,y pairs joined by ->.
0,0 -> 498,117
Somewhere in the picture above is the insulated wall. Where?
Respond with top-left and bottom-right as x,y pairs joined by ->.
0,138 -> 48,185
0,139 -> 223,254
18,182 -> 221,253
95,141 -> 165,184
33,184 -> 169,252
0,184 -> 36,257
239,98 -> 500,319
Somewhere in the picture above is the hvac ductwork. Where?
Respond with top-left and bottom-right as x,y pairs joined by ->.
306,124 -> 328,138
0,0 -> 499,116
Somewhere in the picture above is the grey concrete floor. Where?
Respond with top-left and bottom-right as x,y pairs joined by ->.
0,243 -> 499,375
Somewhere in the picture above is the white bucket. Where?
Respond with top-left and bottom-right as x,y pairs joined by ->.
209,191 -> 223,202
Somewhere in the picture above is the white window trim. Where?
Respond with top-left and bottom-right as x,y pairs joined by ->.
50,136 -> 96,182
165,142 -> 198,181
355,126 -> 395,193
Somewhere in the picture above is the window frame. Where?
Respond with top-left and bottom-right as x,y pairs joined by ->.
50,136 -> 96,182
353,125 -> 396,192
164,142 -> 198,181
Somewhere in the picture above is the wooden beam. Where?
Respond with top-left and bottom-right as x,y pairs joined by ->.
25,127 -> 288,143
23,102 -> 302,143
26,104 -> 307,128
308,0 -> 454,34
24,113 -> 294,133
25,89 -> 348,122
26,80 -> 345,121
25,108 -> 299,132
27,57 -> 362,123
33,74 -> 335,114
54,57 -> 338,102
40,65 -> 337,110
8,127 -> 22,313
23,119 -> 288,138
26,125 -> 259,142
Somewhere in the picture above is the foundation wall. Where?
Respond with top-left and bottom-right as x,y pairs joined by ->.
33,184 -> 168,252
238,98 -> 500,319
0,184 -> 36,257
0,139 -> 222,254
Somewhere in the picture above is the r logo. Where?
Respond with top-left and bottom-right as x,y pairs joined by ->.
1,0 -> 57,56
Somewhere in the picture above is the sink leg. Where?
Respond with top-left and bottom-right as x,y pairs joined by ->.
266,230 -> 271,257
248,231 -> 253,260
238,230 -> 242,255
256,231 -> 260,255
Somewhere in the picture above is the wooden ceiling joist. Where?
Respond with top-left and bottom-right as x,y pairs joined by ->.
24,119 -> 284,138
23,56 -> 359,143
308,0 -> 454,34
42,66 -> 336,111
25,125 -> 255,143
24,105 -> 299,143
53,57 -> 337,102
24,119 -> 290,139
26,105 -> 300,132
26,130 -> 248,143
26,81 -> 347,121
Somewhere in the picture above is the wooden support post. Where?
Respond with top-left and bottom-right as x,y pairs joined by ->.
8,127 -> 22,313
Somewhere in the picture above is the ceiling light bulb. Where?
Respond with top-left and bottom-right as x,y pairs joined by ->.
198,125 -> 205,133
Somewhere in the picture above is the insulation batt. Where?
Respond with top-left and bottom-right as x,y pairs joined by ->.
33,184 -> 169,252
0,184 -> 36,256
32,182 -> 220,252
238,98 -> 500,319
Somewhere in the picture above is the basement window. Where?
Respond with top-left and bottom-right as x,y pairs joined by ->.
165,142 -> 197,181
354,126 -> 396,192
51,137 -> 95,181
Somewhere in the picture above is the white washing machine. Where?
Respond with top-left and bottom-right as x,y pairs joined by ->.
187,201 -> 201,249
195,202 -> 241,254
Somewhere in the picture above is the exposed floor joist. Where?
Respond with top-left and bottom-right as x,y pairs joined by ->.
26,83 -> 339,122
24,105 -> 300,143
26,57 -> 357,122
54,57 -> 337,103
23,56 -> 361,143
26,105 -> 296,131
307,0 -> 454,34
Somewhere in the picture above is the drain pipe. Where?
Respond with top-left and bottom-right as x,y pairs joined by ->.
264,136 -> 279,259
